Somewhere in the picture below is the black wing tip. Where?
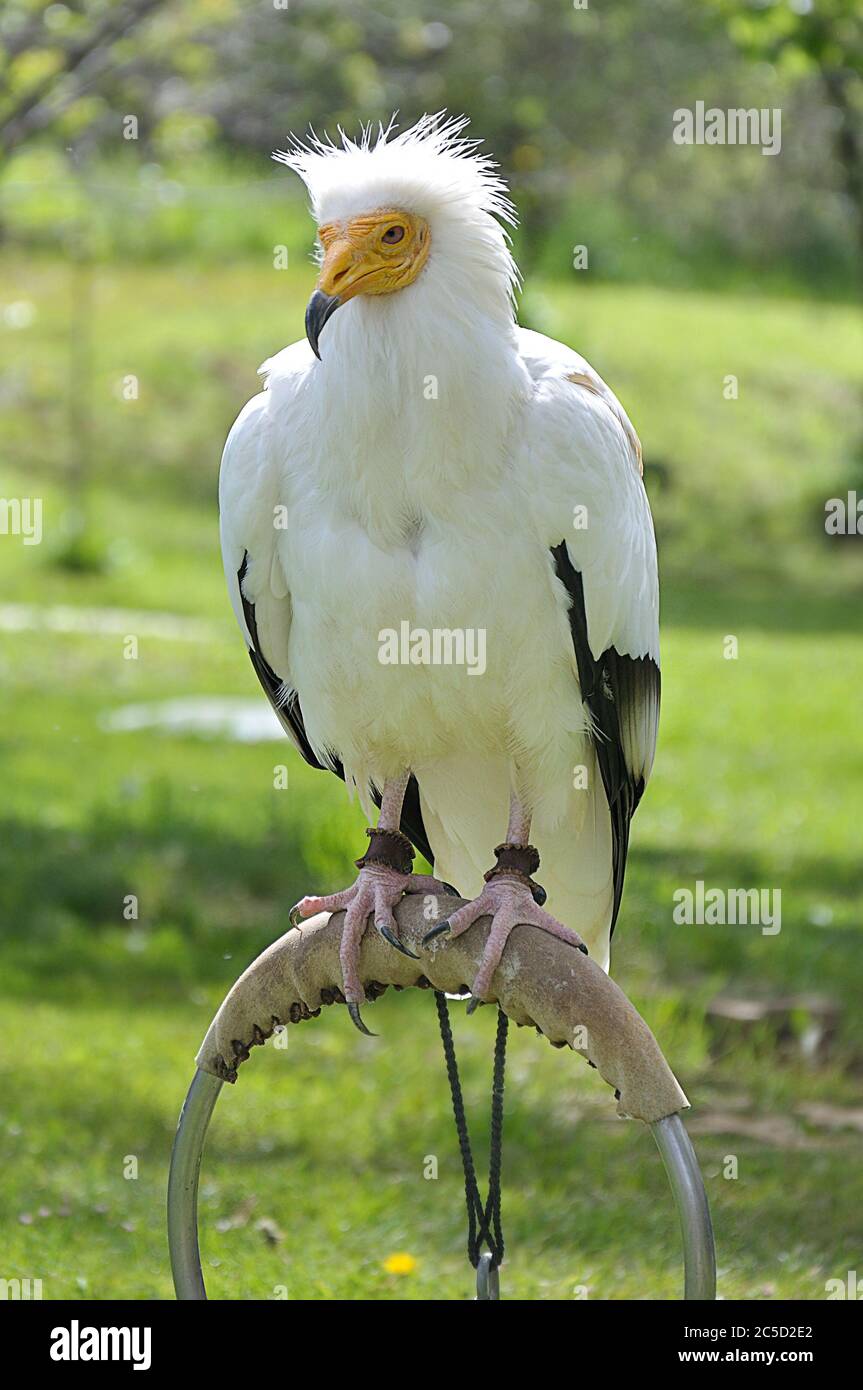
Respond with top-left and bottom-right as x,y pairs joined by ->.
238,555 -> 337,776
550,541 -> 659,938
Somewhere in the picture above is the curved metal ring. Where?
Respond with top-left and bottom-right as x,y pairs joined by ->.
651,1112 -> 716,1299
167,1069 -> 223,1301
167,1068 -> 716,1300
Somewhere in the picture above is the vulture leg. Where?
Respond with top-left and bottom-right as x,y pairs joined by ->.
289,771 -> 456,1033
423,791 -> 588,1007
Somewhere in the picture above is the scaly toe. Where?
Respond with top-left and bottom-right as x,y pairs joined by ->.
290,891 -> 348,927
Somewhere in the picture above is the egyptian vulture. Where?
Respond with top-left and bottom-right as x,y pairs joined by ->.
219,115 -> 659,1032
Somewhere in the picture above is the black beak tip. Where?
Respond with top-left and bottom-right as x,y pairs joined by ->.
305,289 -> 341,360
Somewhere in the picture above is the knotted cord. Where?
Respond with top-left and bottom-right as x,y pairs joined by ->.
435,991 -> 508,1270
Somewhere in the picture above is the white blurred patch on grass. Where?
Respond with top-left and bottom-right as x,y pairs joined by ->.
102,696 -> 282,741
0,603 -> 216,643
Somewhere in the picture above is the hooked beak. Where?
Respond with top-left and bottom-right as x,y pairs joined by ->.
305,289 -> 341,360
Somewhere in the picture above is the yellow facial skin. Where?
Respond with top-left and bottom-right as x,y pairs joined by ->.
315,208 -> 431,302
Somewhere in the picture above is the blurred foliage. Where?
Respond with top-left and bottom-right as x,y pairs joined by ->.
714,0 -> 863,259
0,0 -> 861,290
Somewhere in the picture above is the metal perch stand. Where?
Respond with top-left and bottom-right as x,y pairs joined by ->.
168,895 -> 716,1300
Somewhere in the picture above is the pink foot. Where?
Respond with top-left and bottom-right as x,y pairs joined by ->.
423,874 -> 587,1005
290,866 -> 457,1032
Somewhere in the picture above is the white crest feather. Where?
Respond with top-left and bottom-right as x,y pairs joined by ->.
274,111 -> 517,230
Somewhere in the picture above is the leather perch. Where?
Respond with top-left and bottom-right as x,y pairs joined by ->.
196,893 -> 688,1124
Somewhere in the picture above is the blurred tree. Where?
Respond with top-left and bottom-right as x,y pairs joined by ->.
0,0 -> 238,161
0,0 -> 166,156
715,0 -> 863,257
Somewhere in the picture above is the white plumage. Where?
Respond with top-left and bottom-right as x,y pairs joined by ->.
219,115 -> 658,983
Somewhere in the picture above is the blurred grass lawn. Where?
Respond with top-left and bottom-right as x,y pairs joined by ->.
0,254 -> 861,1299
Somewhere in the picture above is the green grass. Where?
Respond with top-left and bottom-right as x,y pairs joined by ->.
0,253 -> 861,1299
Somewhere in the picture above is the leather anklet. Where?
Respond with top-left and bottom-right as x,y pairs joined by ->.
355,827 -> 415,876
483,842 -> 547,905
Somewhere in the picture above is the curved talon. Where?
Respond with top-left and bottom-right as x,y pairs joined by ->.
531,884 -> 547,907
347,1001 -> 377,1037
377,921 -> 420,959
422,919 -> 451,945
441,882 -> 461,897
288,905 -> 303,929
466,996 -> 483,1015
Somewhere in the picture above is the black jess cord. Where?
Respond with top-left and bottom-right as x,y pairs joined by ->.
435,991 -> 508,1271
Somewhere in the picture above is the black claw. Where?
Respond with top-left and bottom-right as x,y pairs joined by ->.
347,1001 -> 377,1036
466,996 -> 483,1015
531,884 -> 547,906
288,904 -> 303,929
441,882 -> 461,897
422,919 -> 451,945
578,942 -> 589,955
377,922 -> 420,959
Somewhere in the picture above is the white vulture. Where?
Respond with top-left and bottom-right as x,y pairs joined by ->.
219,114 -> 659,1033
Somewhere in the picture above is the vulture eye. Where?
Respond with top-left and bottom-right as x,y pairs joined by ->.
382,225 -> 405,245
